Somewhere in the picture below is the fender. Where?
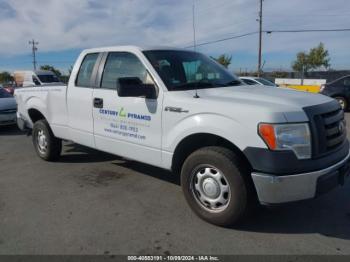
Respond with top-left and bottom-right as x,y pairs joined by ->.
14,92 -> 50,131
163,113 -> 267,153
25,97 -> 49,122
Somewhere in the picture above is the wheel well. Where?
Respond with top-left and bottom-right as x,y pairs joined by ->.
28,109 -> 46,123
331,95 -> 348,107
171,133 -> 251,174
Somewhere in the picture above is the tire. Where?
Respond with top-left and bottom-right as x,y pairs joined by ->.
32,119 -> 62,161
334,96 -> 347,111
181,146 -> 255,227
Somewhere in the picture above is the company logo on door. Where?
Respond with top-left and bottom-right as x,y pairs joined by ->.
99,107 -> 151,121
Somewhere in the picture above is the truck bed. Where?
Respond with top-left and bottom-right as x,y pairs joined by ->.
15,84 -> 69,137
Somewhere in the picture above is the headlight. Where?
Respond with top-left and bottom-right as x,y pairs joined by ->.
258,123 -> 311,159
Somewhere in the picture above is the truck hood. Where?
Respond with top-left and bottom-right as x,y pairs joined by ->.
173,85 -> 335,123
195,85 -> 332,109
0,97 -> 17,111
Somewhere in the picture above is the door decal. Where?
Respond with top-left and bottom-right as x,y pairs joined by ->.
98,107 -> 152,141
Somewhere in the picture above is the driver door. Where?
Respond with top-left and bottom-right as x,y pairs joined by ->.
92,52 -> 163,166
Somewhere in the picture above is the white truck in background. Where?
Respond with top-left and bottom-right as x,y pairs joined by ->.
14,70 -> 62,87
15,46 -> 350,226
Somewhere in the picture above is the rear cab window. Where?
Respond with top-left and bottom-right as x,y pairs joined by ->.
76,53 -> 99,87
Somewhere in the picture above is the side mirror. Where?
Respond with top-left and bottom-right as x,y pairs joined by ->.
117,77 -> 156,99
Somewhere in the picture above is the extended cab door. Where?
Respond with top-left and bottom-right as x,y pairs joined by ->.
92,51 -> 163,166
67,52 -> 102,147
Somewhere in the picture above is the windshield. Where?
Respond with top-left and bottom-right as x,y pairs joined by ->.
0,88 -> 12,98
37,74 -> 60,83
143,50 -> 241,91
256,78 -> 276,86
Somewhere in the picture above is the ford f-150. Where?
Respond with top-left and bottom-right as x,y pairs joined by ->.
15,46 -> 350,226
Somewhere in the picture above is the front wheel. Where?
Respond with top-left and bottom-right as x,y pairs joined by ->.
32,119 -> 62,161
181,146 -> 255,226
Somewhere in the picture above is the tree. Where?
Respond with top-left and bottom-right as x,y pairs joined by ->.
292,42 -> 331,75
0,71 -> 14,83
40,65 -> 62,77
211,54 -> 232,68
292,51 -> 311,74
308,42 -> 330,70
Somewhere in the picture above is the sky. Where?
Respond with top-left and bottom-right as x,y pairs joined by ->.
0,0 -> 349,74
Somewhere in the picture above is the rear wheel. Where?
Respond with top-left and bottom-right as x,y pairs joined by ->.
181,146 -> 255,226
32,119 -> 62,161
334,96 -> 347,111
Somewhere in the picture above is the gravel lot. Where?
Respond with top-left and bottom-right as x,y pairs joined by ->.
0,114 -> 349,255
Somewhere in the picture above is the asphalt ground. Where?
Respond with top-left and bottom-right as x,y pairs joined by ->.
0,115 -> 349,255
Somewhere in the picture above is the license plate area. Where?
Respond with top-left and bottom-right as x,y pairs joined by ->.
316,159 -> 350,195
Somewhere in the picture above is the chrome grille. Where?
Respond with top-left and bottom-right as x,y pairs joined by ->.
304,100 -> 347,158
322,108 -> 346,150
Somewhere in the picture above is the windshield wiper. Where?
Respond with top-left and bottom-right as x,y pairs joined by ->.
173,82 -> 215,90
172,79 -> 242,91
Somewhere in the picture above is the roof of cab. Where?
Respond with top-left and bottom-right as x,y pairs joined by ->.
81,45 -> 191,54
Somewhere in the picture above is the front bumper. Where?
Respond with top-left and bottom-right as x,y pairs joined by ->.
0,113 -> 17,126
251,149 -> 350,205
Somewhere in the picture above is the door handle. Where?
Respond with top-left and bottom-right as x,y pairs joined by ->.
93,98 -> 103,108
165,106 -> 189,113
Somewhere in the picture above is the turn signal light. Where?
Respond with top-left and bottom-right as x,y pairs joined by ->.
258,124 -> 276,150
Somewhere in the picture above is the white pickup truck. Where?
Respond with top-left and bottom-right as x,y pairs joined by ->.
15,46 -> 350,226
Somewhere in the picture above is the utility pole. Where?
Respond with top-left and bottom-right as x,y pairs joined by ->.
29,39 -> 39,70
257,0 -> 263,76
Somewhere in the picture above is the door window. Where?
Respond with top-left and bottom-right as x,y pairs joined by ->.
100,52 -> 150,89
76,53 -> 99,87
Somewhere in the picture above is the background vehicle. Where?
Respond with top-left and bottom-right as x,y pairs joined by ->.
320,75 -> 350,110
14,70 -> 62,87
15,46 -> 349,226
2,83 -> 15,95
0,87 -> 17,126
240,76 -> 277,87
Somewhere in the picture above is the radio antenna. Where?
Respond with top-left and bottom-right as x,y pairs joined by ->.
192,0 -> 200,98
192,0 -> 197,51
